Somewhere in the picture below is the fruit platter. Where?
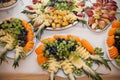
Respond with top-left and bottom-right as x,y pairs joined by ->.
85,0 -> 118,32
22,0 -> 87,32
0,18 -> 35,68
106,20 -> 120,69
35,34 -> 111,80
0,0 -> 18,10
0,0 -> 120,79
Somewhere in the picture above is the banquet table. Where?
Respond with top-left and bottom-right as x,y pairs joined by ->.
0,0 -> 120,80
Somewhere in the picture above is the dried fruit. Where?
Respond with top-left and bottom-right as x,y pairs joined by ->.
108,46 -> 118,59
37,54 -> 48,64
67,34 -> 81,42
107,35 -> 115,47
108,28 -> 117,36
112,20 -> 120,28
81,39 -> 94,54
35,45 -> 45,55
41,38 -> 55,44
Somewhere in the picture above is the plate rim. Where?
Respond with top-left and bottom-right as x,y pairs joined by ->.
87,22 -> 111,33
45,21 -> 79,31
0,0 -> 19,11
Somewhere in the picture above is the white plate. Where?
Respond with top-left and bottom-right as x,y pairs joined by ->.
0,18 -> 36,59
5,37 -> 36,59
86,7 -> 120,33
0,0 -> 19,10
85,0 -> 118,33
105,26 -> 120,70
46,21 -> 78,31
36,37 -> 99,78
87,12 -> 120,33
85,11 -> 111,33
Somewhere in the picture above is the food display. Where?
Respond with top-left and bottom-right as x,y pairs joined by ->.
0,0 -> 18,10
0,18 -> 35,68
106,20 -> 120,69
35,35 -> 111,80
85,0 -> 118,32
1,0 -> 120,79
22,0 -> 86,31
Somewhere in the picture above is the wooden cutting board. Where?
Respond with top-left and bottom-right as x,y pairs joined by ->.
0,73 -> 120,80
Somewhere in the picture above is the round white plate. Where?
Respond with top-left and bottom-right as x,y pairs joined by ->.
36,37 -> 99,78
0,0 -> 19,10
5,37 -> 36,59
105,26 -> 120,70
46,21 -> 78,31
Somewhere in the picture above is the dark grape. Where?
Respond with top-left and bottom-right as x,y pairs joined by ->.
69,45 -> 76,51
56,38 -> 65,44
114,34 -> 120,55
49,4 -> 55,7
21,29 -> 28,35
19,41 -> 26,47
18,29 -> 28,47
73,11 -> 78,15
46,45 -> 57,55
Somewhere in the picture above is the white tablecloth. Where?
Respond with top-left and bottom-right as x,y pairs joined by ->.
0,0 -> 120,77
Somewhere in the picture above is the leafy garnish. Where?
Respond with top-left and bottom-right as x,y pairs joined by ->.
21,10 -> 35,14
115,56 -> 120,67
116,28 -> 120,34
47,0 -> 75,11
73,67 -> 82,76
41,62 -> 49,69
29,20 -> 35,25
77,19 -> 87,24
85,59 -> 93,67
94,47 -> 104,56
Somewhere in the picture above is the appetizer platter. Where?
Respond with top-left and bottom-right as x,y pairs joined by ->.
106,20 -> 120,69
6,37 -> 36,59
0,18 -> 35,68
22,0 -> 87,32
0,0 -> 18,10
85,0 -> 118,32
35,34 -> 111,80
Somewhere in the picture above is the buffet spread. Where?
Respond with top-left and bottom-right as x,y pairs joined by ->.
0,0 -> 120,80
